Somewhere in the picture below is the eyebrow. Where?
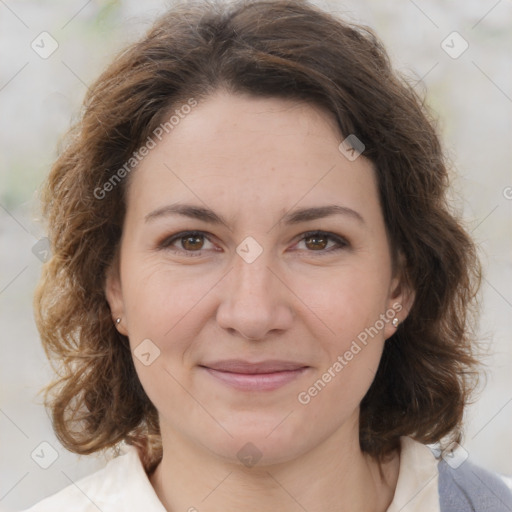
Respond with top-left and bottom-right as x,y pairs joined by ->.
144,203 -> 365,226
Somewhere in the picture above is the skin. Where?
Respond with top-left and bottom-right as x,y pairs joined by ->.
106,90 -> 415,512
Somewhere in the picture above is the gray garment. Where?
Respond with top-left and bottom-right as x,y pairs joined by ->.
439,458 -> 512,511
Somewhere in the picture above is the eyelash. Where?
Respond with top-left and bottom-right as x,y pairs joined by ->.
158,230 -> 349,257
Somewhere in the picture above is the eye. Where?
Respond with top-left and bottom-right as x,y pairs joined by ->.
293,231 -> 348,253
157,230 -> 349,257
159,231 -> 218,256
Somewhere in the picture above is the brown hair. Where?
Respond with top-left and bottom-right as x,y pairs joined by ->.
34,0 -> 481,470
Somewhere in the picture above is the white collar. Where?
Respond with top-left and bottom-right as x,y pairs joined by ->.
27,437 -> 440,511
25,444 -> 165,511
386,436 -> 440,512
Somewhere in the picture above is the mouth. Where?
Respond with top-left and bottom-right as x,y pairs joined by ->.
198,359 -> 310,391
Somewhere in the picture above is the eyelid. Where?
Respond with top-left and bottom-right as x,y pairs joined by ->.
157,230 -> 219,254
291,230 -> 349,253
158,229 -> 350,256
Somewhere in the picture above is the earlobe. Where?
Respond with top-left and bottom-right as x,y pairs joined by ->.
385,271 -> 416,340
104,261 -> 128,336
390,251 -> 415,317
391,282 -> 415,320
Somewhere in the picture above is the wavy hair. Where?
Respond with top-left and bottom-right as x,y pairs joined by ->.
34,0 -> 482,471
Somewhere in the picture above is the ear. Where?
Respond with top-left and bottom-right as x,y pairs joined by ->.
104,252 -> 129,336
384,253 -> 415,340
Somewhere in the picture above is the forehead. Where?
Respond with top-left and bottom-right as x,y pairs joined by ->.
125,91 -> 380,224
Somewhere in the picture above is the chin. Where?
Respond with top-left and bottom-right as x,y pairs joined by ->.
199,415 -> 314,467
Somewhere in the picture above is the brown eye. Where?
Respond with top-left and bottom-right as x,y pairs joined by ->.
181,234 -> 205,251
304,233 -> 329,250
294,231 -> 349,254
159,230 -> 218,256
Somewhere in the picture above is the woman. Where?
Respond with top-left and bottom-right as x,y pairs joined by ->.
26,0 -> 511,510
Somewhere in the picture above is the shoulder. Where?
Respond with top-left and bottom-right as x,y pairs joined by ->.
22,446 -> 165,512
438,450 -> 512,512
387,437 -> 512,512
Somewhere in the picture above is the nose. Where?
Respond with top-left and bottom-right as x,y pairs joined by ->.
215,251 -> 294,341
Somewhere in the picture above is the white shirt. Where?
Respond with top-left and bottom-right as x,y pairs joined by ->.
23,436 -> 440,512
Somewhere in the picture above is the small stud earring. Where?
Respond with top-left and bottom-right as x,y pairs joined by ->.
115,318 -> 121,325
392,318 -> 399,328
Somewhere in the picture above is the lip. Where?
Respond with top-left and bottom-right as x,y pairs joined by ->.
199,359 -> 310,392
201,359 -> 308,373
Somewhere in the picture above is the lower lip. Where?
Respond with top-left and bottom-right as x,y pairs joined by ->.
201,367 -> 309,391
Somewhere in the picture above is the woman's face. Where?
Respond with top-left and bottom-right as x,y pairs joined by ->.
106,91 -> 412,465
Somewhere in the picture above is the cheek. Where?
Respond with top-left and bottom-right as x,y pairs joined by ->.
295,269 -> 389,413
121,258 -> 217,342
297,342 -> 383,430
291,262 -> 391,402
292,261 -> 392,343
119,261 -> 206,416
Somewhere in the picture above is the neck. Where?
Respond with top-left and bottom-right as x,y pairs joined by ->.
150,418 -> 400,512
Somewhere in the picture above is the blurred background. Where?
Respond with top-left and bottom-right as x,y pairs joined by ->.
1,0 -> 511,510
